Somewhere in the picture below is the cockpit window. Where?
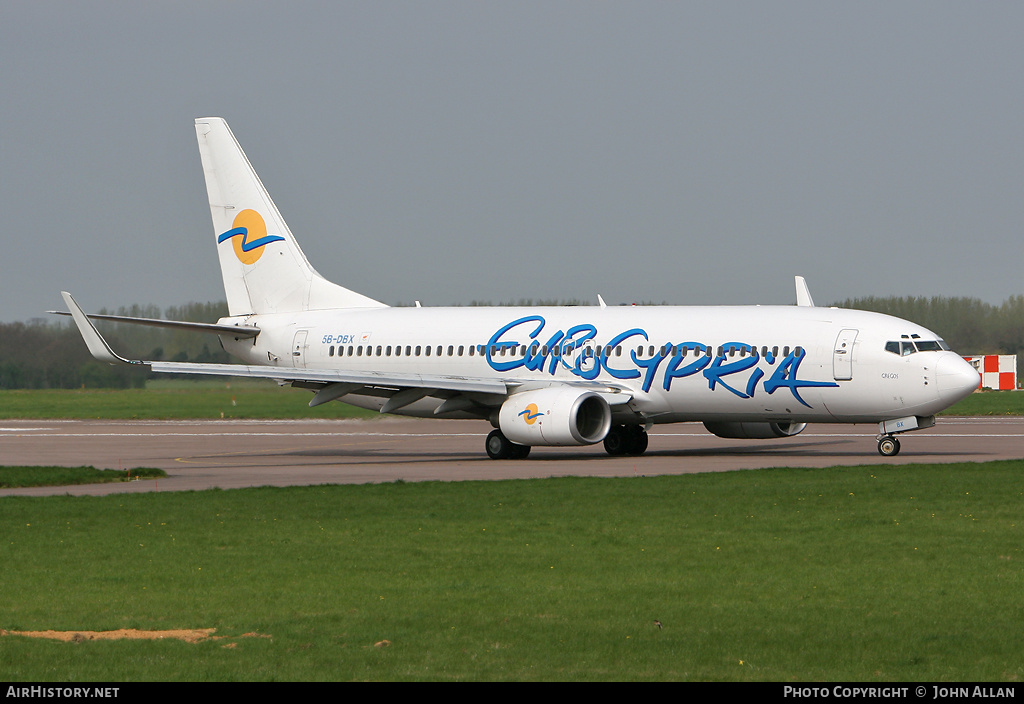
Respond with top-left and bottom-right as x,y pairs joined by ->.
887,338 -> 950,355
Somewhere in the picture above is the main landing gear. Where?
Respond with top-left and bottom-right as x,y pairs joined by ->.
485,429 -> 531,460
603,425 -> 649,457
483,425 -> 650,459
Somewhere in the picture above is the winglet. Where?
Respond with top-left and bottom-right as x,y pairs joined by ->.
60,292 -> 142,366
794,276 -> 815,307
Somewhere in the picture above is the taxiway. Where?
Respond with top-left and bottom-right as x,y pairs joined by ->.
1,417 -> 1021,496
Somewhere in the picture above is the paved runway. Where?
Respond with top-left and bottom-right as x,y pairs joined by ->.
1,416 -> 1022,496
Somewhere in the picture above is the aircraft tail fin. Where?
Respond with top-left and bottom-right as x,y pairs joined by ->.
194,118 -> 386,316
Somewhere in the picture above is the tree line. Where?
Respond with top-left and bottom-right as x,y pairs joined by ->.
0,301 -> 230,389
831,295 -> 1024,356
1,295 -> 1020,389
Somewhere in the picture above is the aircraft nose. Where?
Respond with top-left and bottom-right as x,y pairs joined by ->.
935,354 -> 980,408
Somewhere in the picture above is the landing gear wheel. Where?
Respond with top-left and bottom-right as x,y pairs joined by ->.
877,435 -> 901,457
626,426 -> 649,456
606,425 -> 649,456
485,429 -> 530,460
604,426 -> 629,456
509,443 -> 531,460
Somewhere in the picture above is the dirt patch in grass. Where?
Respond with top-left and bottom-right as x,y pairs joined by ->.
0,628 -> 269,644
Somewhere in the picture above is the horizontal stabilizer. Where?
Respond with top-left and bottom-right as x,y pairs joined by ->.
50,310 -> 259,338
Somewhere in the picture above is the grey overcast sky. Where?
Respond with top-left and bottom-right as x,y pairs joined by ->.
2,1 -> 1021,322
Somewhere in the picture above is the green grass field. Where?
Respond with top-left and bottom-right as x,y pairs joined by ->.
2,461 -> 1022,681
0,466 -> 165,489
0,381 -> 378,420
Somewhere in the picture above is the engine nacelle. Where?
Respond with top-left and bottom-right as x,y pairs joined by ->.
498,388 -> 612,446
702,421 -> 807,439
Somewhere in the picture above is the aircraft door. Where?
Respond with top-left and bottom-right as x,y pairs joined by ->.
579,340 -> 598,376
833,329 -> 858,381
292,330 -> 308,368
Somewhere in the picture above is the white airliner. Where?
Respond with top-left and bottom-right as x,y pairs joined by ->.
60,117 -> 981,459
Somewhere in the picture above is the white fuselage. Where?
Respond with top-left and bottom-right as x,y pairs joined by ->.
219,304 -> 979,425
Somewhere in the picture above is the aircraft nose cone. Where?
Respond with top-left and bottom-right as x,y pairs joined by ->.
935,354 -> 980,408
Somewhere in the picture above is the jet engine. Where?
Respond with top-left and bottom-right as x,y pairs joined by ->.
498,388 -> 612,446
702,421 -> 807,439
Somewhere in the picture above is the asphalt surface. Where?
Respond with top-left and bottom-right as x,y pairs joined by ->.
1,416 -> 1022,496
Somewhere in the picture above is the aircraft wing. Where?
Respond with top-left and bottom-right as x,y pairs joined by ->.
148,360 -> 510,395
61,292 -> 633,411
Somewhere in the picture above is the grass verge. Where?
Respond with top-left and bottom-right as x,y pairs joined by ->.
942,389 -> 1024,416
0,384 -> 378,420
1,461 -> 1022,681
0,466 -> 165,489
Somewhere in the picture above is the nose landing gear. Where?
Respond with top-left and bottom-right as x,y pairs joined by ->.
877,435 -> 901,457
875,414 -> 934,457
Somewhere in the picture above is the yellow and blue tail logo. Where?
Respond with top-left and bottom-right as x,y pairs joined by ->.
217,209 -> 285,265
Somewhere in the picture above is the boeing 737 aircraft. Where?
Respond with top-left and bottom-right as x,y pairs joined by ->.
59,118 -> 981,459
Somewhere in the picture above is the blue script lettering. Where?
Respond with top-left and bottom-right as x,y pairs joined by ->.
484,316 -> 839,405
